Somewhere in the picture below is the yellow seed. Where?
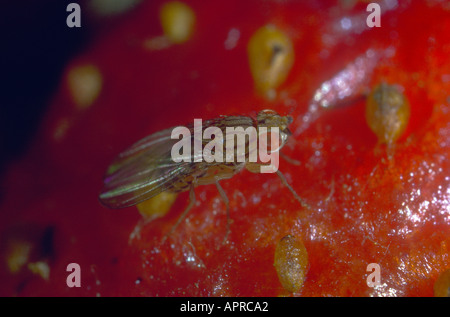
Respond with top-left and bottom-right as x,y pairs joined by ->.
137,191 -> 178,220
366,83 -> 410,144
247,25 -> 294,98
274,234 -> 308,293
160,1 -> 196,44
5,239 -> 32,273
67,64 -> 102,110
28,261 -> 50,280
434,269 -> 450,297
53,117 -> 71,142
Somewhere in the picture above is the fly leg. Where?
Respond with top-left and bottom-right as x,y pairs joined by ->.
162,184 -> 196,244
280,151 -> 301,166
276,170 -> 311,210
214,178 -> 230,245
245,163 -> 311,210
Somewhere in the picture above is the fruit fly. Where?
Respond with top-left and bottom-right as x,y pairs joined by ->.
99,109 -> 309,243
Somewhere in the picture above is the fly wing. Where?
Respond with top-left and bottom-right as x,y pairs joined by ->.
99,115 -> 256,209
99,127 -> 190,209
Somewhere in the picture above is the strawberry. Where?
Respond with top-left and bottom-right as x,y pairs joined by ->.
0,0 -> 449,296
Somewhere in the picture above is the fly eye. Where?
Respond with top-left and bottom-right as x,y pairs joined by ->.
285,128 -> 292,136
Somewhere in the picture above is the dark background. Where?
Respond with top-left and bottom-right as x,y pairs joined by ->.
0,1 -> 89,175
0,0 -> 136,176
